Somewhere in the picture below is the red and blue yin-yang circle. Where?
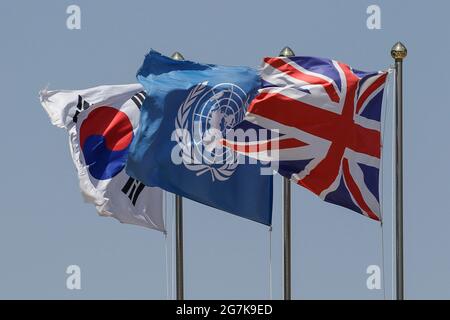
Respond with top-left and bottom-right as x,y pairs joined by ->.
79,106 -> 133,180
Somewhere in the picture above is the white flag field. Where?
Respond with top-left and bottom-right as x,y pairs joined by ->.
40,84 -> 165,232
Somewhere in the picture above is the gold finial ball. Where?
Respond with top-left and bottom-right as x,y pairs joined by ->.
279,46 -> 295,57
171,51 -> 185,61
391,42 -> 407,60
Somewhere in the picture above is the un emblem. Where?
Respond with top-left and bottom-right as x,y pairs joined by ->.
175,81 -> 249,181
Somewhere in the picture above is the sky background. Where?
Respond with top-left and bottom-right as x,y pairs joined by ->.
0,0 -> 448,299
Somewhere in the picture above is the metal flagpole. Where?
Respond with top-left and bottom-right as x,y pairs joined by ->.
171,51 -> 185,300
391,42 -> 407,300
279,46 -> 295,300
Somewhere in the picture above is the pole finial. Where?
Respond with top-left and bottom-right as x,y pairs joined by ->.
391,42 -> 407,61
279,46 -> 295,57
171,51 -> 185,61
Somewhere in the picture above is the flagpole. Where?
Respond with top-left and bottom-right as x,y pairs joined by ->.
279,46 -> 295,301
175,194 -> 184,300
171,51 -> 185,300
391,42 -> 407,300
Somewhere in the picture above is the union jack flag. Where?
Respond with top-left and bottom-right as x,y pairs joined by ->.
223,56 -> 388,221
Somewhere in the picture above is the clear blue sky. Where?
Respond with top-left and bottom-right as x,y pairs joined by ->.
0,0 -> 449,299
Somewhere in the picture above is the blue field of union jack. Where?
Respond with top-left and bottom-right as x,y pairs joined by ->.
223,56 -> 388,221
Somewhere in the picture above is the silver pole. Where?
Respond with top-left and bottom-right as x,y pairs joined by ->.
283,177 -> 291,300
279,46 -> 295,300
175,194 -> 184,300
391,42 -> 407,300
171,51 -> 185,300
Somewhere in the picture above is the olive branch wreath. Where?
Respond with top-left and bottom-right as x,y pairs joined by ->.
174,81 -> 239,182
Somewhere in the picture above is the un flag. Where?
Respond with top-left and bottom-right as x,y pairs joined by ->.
126,50 -> 273,225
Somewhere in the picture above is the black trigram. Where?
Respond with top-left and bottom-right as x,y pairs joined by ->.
131,91 -> 147,109
73,95 -> 91,123
121,177 -> 146,206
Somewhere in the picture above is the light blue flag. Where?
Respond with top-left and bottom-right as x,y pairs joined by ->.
126,50 -> 273,225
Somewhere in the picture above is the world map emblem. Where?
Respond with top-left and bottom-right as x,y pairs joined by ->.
175,81 -> 249,181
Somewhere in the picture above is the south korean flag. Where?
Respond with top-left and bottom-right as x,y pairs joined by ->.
40,84 -> 165,231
